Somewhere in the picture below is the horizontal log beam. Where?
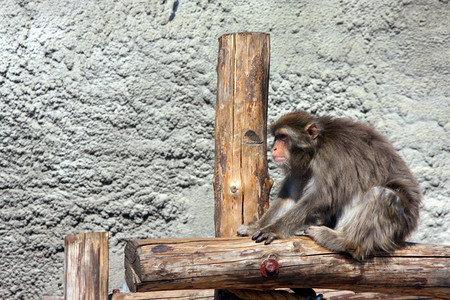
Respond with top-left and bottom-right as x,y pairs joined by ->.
111,289 -> 438,300
124,236 -> 449,298
112,290 -> 215,300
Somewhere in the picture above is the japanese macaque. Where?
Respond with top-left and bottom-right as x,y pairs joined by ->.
237,111 -> 421,260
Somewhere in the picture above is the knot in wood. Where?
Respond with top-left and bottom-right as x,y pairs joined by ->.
260,258 -> 279,278
230,186 -> 238,193
244,130 -> 262,145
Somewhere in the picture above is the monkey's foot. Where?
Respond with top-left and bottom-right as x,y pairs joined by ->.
305,225 -> 351,255
305,225 -> 339,241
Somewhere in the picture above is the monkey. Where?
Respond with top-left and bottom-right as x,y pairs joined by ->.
237,111 -> 422,260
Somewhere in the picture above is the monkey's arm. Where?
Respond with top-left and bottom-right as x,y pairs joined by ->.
237,198 -> 296,237
252,195 -> 328,244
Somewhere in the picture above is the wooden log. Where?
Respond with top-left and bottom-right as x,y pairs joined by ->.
124,236 -> 450,298
51,290 -> 437,300
65,232 -> 109,300
112,290 -> 215,300
214,32 -> 271,238
316,290 -> 438,299
112,289 -> 305,300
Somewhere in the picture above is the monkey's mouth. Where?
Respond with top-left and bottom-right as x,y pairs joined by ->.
273,156 -> 287,162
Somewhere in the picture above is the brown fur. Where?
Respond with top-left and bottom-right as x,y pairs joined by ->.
237,111 -> 421,260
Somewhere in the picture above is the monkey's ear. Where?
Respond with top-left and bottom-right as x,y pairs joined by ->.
305,123 -> 319,140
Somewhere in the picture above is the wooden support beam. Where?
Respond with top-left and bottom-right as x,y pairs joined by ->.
112,290 -> 215,300
111,289 -> 309,300
124,236 -> 450,298
111,289 -> 438,300
64,232 -> 109,300
214,32 -> 271,238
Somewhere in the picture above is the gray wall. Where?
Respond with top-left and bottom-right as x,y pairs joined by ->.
0,0 -> 448,298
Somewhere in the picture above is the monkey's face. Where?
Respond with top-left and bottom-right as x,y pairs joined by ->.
272,128 -> 291,167
272,124 -> 318,173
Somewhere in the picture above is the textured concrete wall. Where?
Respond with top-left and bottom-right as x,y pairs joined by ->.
0,0 -> 448,298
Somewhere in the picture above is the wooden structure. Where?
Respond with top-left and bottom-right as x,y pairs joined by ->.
65,232 -> 109,300
62,32 -> 450,300
214,32 -> 272,238
124,236 -> 450,298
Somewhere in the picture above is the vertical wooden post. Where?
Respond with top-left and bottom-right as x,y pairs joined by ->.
214,32 -> 271,239
214,33 -> 272,300
65,232 -> 109,300
214,31 -> 271,300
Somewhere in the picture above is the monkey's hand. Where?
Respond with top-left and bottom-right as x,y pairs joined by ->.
251,225 -> 287,245
237,223 -> 259,237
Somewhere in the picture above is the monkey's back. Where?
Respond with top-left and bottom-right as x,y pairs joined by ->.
314,116 -> 421,212
313,116 -> 421,257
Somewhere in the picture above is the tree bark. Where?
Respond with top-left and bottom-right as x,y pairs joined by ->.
124,236 -> 449,298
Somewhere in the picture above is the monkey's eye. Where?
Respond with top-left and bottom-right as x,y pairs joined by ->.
276,134 -> 288,141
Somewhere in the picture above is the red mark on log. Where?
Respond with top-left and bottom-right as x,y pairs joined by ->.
260,258 -> 279,278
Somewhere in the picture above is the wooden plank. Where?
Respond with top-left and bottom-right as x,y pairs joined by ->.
124,236 -> 450,298
64,232 -> 109,300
